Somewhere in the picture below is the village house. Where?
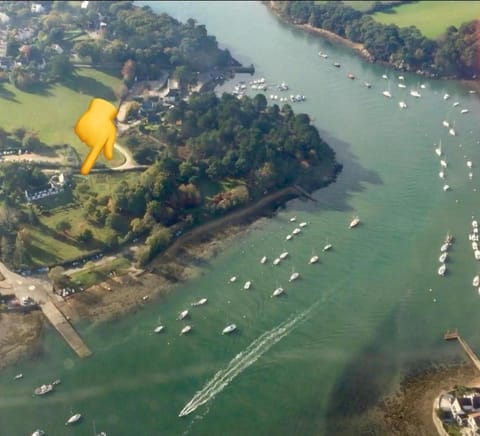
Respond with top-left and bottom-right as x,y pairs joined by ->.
81,0 -> 89,9
31,3 -> 46,14
468,411 -> 480,435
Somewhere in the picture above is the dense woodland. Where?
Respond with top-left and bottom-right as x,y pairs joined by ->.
275,1 -> 478,79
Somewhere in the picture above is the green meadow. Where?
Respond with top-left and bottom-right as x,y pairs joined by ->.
373,1 -> 480,39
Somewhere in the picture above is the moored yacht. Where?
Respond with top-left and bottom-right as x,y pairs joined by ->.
299,222 -> 308,228
438,264 -> 446,276
31,430 -> 45,436
473,275 -> 480,287
14,373 -> 23,380
290,217 -> 297,222
191,298 -> 207,306
292,228 -> 302,235
382,74 -> 388,79
180,325 -> 192,335
154,325 -> 164,333
435,141 -> 442,156
420,84 -> 426,89
364,81 -> 372,88
439,252 -> 448,263
461,109 -> 469,114
289,271 -> 300,282
34,384 -> 53,396
323,243 -> 333,251
229,276 -> 237,283
244,281 -> 252,290
443,184 -> 450,192
398,101 -> 407,109
273,258 -> 281,265
309,254 -> 319,264
333,62 -> 341,68
440,160 -> 447,168
260,256 -> 267,264
382,90 -> 392,98
347,73 -> 355,80
440,243 -> 449,252
410,89 -> 421,98
272,287 -> 284,297
467,161 -> 473,168
453,102 -> 460,107
443,93 -> 450,100
222,324 -> 237,335
449,127 -> 456,136
442,120 -> 450,128
177,310 -> 189,320
279,251 -> 289,260
439,170 -> 445,179
286,234 -> 293,240
398,83 -> 406,89
349,216 -> 360,228
65,413 -> 82,426
475,250 -> 480,261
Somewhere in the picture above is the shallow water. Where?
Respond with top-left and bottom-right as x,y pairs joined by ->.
2,2 -> 480,435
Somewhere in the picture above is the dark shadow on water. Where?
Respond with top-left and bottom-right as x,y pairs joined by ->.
63,73 -> 115,101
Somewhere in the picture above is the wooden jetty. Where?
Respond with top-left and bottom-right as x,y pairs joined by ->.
444,329 -> 480,372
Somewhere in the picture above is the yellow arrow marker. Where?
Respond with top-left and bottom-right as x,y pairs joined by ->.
74,98 -> 118,175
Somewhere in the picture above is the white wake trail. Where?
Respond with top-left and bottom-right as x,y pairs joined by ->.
179,304 -> 316,417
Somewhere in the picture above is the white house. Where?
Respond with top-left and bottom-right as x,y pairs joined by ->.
0,12 -> 10,25
468,411 -> 480,434
31,3 -> 46,14
80,1 -> 89,9
16,28 -> 34,42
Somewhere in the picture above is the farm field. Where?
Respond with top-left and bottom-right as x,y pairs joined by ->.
373,1 -> 480,39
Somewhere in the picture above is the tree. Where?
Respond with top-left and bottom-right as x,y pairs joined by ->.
13,127 -> 27,142
115,83 -> 129,101
0,127 -> 8,145
105,233 -> 119,250
13,235 -> 28,267
47,54 -> 74,82
0,236 -> 12,262
16,228 -> 31,247
55,219 -> 71,233
79,228 -> 93,243
48,266 -> 65,282
121,59 -> 136,85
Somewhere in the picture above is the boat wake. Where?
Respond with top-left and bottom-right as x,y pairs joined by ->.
178,303 -> 317,417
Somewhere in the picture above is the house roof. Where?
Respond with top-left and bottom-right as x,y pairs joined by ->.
469,411 -> 480,418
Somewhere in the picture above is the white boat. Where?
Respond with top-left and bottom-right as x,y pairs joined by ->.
473,242 -> 478,251
289,271 -> 300,282
52,379 -> 61,386
14,373 -> 23,380
292,228 -> 302,235
222,324 -> 237,335
191,298 -> 207,306
65,413 -> 82,426
290,217 -> 297,222
279,251 -> 289,260
272,287 -> 284,297
177,310 -> 189,320
382,90 -> 392,98
443,93 -> 450,100
440,160 -> 447,168
244,281 -> 252,290
445,233 -> 453,244
420,84 -> 426,89
475,228 -> 479,235
34,384 -> 53,396
473,220 -> 478,228
286,234 -> 293,241
364,82 -> 372,88
31,430 -> 45,436
469,172 -> 473,179
470,90 -> 477,94
474,276 -> 480,288
398,101 -> 407,109
467,161 -> 473,168
323,243 -> 332,251
398,75 -> 405,81
260,256 -> 267,264
442,120 -> 450,128
410,90 -> 421,98
229,276 -> 237,283
439,170 -> 445,179
438,264 -> 446,276
349,216 -> 360,228
440,243 -> 449,252
443,184 -> 450,192
154,325 -> 164,333
461,109 -> 469,114
439,252 -> 447,263
321,53 -> 328,59
449,128 -> 456,136
309,255 -> 319,264
398,83 -> 406,89
435,142 -> 442,157
475,250 -> 480,261
273,258 -> 281,265
299,222 -> 308,228
382,74 -> 388,79
180,325 -> 192,335
453,102 -> 460,107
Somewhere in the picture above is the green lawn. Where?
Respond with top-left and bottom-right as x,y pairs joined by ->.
70,256 -> 131,289
0,68 -> 123,166
373,1 -> 480,39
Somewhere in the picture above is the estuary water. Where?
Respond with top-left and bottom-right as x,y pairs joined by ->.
2,1 -> 480,434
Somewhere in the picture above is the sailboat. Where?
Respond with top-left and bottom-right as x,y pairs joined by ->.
449,122 -> 456,136
410,84 -> 421,98
323,240 -> 333,251
309,250 -> 319,264
435,140 -> 442,157
289,268 -> 300,282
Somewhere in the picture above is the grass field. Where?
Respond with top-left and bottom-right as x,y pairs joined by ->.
373,1 -> 480,39
70,256 -> 131,289
0,67 -> 123,166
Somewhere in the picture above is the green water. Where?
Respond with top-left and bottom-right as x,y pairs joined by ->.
2,2 -> 480,434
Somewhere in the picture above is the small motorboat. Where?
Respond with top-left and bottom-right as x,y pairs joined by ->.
229,276 -> 237,283
469,172 -> 473,179
474,242 -> 479,251
461,108 -> 469,114
349,216 -> 360,228
445,233 -> 454,244
279,251 -> 289,260
440,243 -> 449,252
438,264 -> 446,276
299,222 -> 308,228
440,160 -> 447,168
473,275 -> 480,287
154,325 -> 164,333
289,271 -> 300,282
443,93 -> 450,100
309,255 -> 319,264
180,325 -> 192,335
473,220 -> 478,228
31,430 -> 45,436
347,73 -> 355,80
272,287 -> 284,297
286,234 -> 293,241
410,90 -> 421,98
449,128 -> 456,136
439,252 -> 447,263
467,161 -> 473,168
333,62 -> 341,68
244,281 -> 252,290
191,298 -> 207,306
52,379 -> 61,386
382,90 -> 392,98
292,228 -> 302,235
14,373 -> 23,380
222,324 -> 237,335
453,102 -> 460,107
420,84 -> 426,89
364,82 -> 372,88
273,258 -> 281,265
398,75 -> 405,81
475,250 -> 480,261
323,243 -> 332,251
398,83 -> 406,89
177,310 -> 189,320
260,256 -> 267,264
442,120 -> 450,128
443,184 -> 450,192
290,217 -> 297,222
34,384 -> 53,396
439,170 -> 445,179
65,413 -> 82,426
398,101 -> 407,109
382,74 -> 388,79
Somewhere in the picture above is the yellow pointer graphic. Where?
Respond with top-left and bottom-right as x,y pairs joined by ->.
74,98 -> 118,175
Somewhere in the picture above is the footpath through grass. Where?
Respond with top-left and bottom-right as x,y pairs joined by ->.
0,68 -> 123,166
373,1 -> 480,39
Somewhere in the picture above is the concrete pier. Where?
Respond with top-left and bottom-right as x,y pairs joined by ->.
445,329 -> 480,372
